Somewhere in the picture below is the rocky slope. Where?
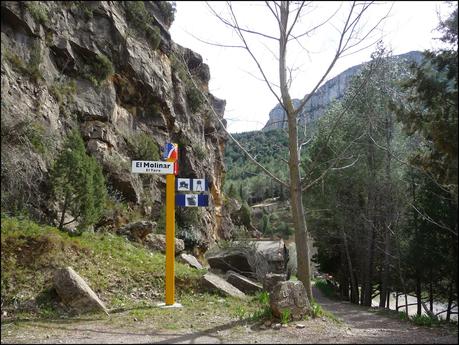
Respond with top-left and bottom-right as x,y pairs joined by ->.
263,51 -> 423,130
1,1 -> 234,254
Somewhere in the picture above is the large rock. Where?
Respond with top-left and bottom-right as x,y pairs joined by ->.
145,234 -> 185,255
201,272 -> 246,299
263,273 -> 287,293
225,270 -> 262,294
53,267 -> 108,315
206,240 -> 289,280
269,281 -> 310,321
117,220 -> 157,243
178,253 -> 203,269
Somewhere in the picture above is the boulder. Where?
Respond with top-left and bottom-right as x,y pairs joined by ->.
269,281 -> 310,321
178,253 -> 203,269
263,273 -> 287,293
145,234 -> 185,255
225,270 -> 262,294
206,240 -> 289,280
201,272 -> 246,299
53,267 -> 108,315
117,221 -> 157,243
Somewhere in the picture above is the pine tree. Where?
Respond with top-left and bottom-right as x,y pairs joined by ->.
51,130 -> 107,231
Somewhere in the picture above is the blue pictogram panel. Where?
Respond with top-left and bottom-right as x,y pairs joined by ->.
176,194 -> 209,207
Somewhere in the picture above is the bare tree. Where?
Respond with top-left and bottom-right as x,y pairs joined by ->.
177,1 -> 390,301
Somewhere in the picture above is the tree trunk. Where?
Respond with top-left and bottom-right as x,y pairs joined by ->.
379,227 -> 391,308
415,274 -> 422,316
58,192 -> 70,230
279,1 -> 312,302
342,228 -> 359,304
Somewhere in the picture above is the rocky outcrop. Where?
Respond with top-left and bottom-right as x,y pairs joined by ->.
269,281 -> 310,321
53,267 -> 108,315
263,51 -> 424,130
117,220 -> 157,243
1,1 -> 234,251
145,233 -> 185,255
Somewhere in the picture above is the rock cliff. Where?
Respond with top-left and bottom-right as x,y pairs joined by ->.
263,51 -> 423,130
1,1 -> 233,253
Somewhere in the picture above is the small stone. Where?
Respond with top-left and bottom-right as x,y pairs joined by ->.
2,311 -> 7,317
46,335 -> 50,338
282,324 -> 288,328
133,317 -> 138,322
272,323 -> 281,330
296,323 -> 305,329
321,317 -> 326,322
259,325 -> 267,330
264,320 -> 272,327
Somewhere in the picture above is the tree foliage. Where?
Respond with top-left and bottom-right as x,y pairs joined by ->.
51,130 -> 107,231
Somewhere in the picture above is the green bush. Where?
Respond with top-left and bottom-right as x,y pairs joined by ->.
124,1 -> 162,50
128,133 -> 160,161
411,314 -> 439,327
81,53 -> 114,87
25,2 -> 49,25
240,202 -> 252,227
49,80 -> 77,106
192,143 -> 206,160
157,1 -> 176,26
186,86 -> 204,113
314,278 -> 336,298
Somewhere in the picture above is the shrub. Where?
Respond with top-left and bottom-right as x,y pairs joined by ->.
157,1 -> 176,26
186,86 -> 204,113
81,53 -> 114,87
192,143 -> 206,160
128,133 -> 160,161
25,1 -> 49,25
49,80 -> 77,106
124,1 -> 162,50
240,202 -> 252,228
411,314 -> 439,327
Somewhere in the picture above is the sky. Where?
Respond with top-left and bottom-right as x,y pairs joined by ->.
169,1 -> 453,134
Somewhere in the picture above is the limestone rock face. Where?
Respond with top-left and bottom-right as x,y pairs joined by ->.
1,1 -> 235,251
269,281 -> 310,321
263,51 -> 424,131
53,267 -> 108,315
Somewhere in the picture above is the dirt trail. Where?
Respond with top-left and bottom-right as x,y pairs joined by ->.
1,287 -> 457,344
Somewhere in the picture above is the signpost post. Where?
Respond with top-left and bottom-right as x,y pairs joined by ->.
131,143 -> 210,308
163,143 -> 179,307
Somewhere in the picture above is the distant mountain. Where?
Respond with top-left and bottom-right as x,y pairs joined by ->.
262,51 -> 424,131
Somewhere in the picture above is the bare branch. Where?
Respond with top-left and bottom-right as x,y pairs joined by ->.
409,202 -> 458,237
172,51 -> 288,187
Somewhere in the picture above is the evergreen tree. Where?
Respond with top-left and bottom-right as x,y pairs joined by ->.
51,130 -> 107,231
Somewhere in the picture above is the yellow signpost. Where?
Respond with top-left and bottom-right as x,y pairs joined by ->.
132,143 -> 181,308
165,157 -> 176,305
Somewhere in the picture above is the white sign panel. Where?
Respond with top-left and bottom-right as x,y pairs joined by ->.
185,194 -> 198,207
131,161 -> 174,174
192,179 -> 206,192
177,178 -> 191,191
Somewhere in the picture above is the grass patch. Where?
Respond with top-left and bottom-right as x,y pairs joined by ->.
1,215 -> 204,319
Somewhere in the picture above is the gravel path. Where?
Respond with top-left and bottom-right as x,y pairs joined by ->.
1,287 -> 457,344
